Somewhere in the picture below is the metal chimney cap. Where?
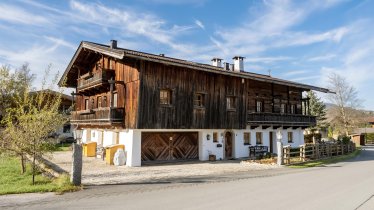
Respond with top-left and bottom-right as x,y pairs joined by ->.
110,40 -> 117,49
211,57 -> 223,61
232,56 -> 245,60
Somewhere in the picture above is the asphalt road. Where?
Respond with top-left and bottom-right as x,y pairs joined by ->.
4,145 -> 374,210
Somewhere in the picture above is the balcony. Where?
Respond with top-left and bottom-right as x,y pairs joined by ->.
77,68 -> 114,93
247,112 -> 316,127
71,107 -> 124,125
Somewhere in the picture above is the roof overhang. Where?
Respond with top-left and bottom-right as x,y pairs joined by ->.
59,41 -> 333,93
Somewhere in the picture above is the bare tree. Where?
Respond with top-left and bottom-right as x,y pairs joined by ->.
327,73 -> 361,136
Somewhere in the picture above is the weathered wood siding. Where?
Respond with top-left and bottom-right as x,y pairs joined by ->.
75,56 -> 139,128
137,61 -> 304,129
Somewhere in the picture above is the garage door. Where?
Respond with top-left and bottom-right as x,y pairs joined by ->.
141,132 -> 198,161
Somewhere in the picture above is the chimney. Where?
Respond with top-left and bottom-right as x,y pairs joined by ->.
223,62 -> 230,70
233,56 -> 245,72
110,40 -> 117,49
230,64 -> 234,71
211,58 -> 223,67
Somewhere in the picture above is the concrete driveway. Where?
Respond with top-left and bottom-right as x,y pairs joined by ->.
47,151 -> 281,185
3,146 -> 374,210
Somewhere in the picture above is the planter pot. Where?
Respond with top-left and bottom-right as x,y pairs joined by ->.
209,154 -> 216,161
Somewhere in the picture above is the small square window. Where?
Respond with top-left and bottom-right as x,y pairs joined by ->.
288,132 -> 293,143
97,96 -> 102,108
213,132 -> 218,143
280,104 -> 287,114
63,124 -> 70,133
227,97 -> 236,110
85,99 -> 89,110
160,89 -> 171,105
113,93 -> 118,108
256,101 -> 263,112
244,132 -> 251,145
290,104 -> 296,114
103,96 -> 107,107
256,132 -> 263,145
194,93 -> 204,107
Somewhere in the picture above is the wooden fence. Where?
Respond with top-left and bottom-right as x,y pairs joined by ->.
366,140 -> 374,144
283,142 -> 356,165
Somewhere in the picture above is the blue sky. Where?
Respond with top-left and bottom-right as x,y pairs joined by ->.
0,0 -> 373,110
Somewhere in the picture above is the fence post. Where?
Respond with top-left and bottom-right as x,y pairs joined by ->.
315,143 -> 320,159
299,145 -> 303,162
277,140 -> 284,165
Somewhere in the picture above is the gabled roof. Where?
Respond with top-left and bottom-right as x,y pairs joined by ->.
59,41 -> 333,93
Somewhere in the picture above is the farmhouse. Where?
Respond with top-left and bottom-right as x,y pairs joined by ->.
59,40 -> 330,166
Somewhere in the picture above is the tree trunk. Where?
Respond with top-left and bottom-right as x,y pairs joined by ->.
20,154 -> 26,174
32,151 -> 36,185
32,138 -> 36,185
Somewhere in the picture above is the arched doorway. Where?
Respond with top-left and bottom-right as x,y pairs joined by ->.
225,131 -> 233,159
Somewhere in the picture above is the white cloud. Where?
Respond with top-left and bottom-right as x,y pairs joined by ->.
44,36 -> 76,50
0,4 -> 51,26
307,54 -> 336,62
68,0 -> 194,50
246,56 -> 292,63
194,19 -> 205,30
291,75 -> 320,81
282,70 -> 308,77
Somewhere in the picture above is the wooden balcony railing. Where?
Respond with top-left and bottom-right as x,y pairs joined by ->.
247,112 -> 316,126
77,68 -> 114,91
71,107 -> 124,125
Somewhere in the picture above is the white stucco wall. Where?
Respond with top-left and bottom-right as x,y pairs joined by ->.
199,130 -> 225,161
81,129 -> 89,143
119,129 -> 141,167
79,127 -> 305,167
90,130 -> 98,143
103,131 -> 115,147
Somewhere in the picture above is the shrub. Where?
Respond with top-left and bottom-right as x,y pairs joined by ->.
365,133 -> 374,140
304,133 -> 322,143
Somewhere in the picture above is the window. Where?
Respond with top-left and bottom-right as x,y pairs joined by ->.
85,99 -> 89,110
244,132 -> 251,145
194,93 -> 204,107
256,132 -> 263,145
103,96 -> 107,107
97,96 -> 102,108
160,89 -> 171,105
113,93 -> 118,108
290,104 -> 296,114
91,98 -> 94,109
227,96 -> 236,110
63,124 -> 70,133
256,101 -> 263,112
213,132 -> 218,143
280,104 -> 287,114
92,131 -> 96,138
288,132 -> 293,143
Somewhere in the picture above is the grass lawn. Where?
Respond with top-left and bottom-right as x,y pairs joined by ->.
0,155 -> 79,195
53,143 -> 72,152
288,149 -> 361,168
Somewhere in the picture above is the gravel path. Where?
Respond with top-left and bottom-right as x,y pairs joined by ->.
48,151 -> 281,185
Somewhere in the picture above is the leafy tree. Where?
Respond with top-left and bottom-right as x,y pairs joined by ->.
307,91 -> 328,130
1,67 -> 67,184
327,73 -> 362,136
0,64 -> 35,120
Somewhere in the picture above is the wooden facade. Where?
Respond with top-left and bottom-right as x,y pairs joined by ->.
61,41 -> 328,130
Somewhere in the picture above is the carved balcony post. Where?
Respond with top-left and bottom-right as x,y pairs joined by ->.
108,78 -> 115,122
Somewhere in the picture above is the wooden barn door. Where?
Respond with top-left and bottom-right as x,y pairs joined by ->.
141,132 -> 198,162
225,132 -> 233,159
